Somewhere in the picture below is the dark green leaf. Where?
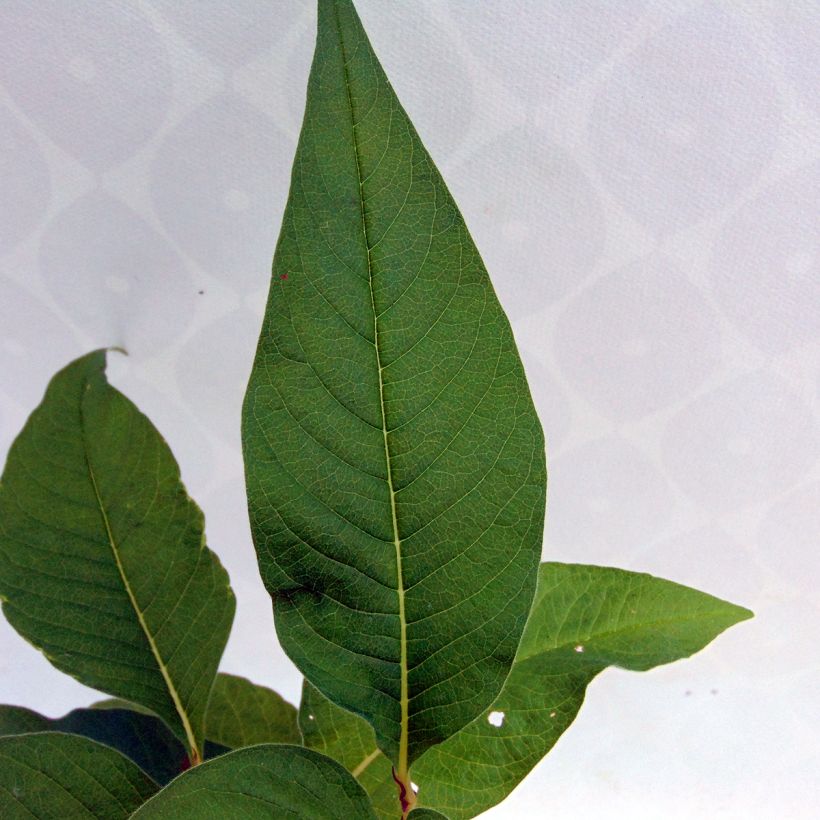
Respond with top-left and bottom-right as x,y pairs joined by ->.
412,563 -> 753,818
0,705 -> 187,785
131,744 -> 377,819
0,732 -> 157,819
300,681 -> 396,819
242,0 -> 545,780
409,811 -> 449,819
205,672 -> 300,747
0,351 -> 235,761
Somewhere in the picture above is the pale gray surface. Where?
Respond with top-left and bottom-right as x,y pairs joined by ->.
0,2 -> 818,817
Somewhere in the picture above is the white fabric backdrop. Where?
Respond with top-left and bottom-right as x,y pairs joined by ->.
1,1 -> 818,817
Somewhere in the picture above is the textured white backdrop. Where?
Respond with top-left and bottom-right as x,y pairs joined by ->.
1,1 -> 818,817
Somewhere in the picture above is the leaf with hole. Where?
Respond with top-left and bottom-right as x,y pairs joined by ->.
242,0 -> 546,786
300,681 -> 396,819
0,350 -> 235,763
298,563 -> 751,818
413,562 -> 753,817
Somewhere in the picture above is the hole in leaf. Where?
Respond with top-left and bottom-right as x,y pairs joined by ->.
487,710 -> 505,727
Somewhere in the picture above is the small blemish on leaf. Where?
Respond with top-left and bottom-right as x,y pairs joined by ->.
487,710 -> 505,727
574,644 -> 585,653
280,273 -> 289,280
308,714 -> 314,721
549,711 -> 556,718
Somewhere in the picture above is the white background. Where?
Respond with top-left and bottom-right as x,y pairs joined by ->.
1,1 -> 818,817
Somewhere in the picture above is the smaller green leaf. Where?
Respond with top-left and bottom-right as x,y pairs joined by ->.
300,681 -> 396,819
0,705 -> 188,785
409,811 -> 449,819
132,744 -> 378,819
205,673 -> 299,747
0,351 -> 235,761
412,563 -> 753,818
0,732 -> 158,819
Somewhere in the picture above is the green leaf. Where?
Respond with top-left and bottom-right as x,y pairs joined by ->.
0,705 -> 189,785
132,744 -> 378,819
204,672 -> 300,747
242,0 -> 545,780
0,732 -> 158,818
298,563 -> 751,818
409,811 -> 449,819
0,351 -> 235,761
412,563 -> 753,818
300,681 -> 397,819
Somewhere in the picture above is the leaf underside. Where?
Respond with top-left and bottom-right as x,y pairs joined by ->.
0,351 -> 235,758
242,0 -> 545,771
301,562 -> 752,818
202,672 -> 301,748
0,704 -> 190,786
0,732 -> 157,819
131,744 -> 377,819
300,680 -> 397,819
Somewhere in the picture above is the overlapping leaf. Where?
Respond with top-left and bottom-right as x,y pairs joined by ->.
0,705 -> 189,785
132,744 -> 378,819
205,672 -> 299,747
0,733 -> 157,818
300,681 -> 396,818
0,351 -> 235,761
242,0 -> 545,779
301,563 -> 751,818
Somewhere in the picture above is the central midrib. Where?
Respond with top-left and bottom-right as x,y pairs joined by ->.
80,392 -> 200,762
333,7 -> 410,781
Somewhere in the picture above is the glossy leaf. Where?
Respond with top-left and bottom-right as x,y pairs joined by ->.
242,0 -> 545,780
0,732 -> 157,818
0,351 -> 235,761
300,681 -> 397,819
132,744 -> 377,819
205,672 -> 300,747
0,705 -> 188,785
300,563 -> 751,818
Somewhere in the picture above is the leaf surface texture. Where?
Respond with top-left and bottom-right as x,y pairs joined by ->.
132,744 -> 377,819
302,563 -> 752,818
0,351 -> 235,759
242,0 -> 545,771
204,672 -> 300,747
0,732 -> 157,819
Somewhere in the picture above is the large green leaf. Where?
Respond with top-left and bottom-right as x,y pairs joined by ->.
300,681 -> 397,819
132,744 -> 377,819
204,672 -> 300,747
0,351 -> 235,761
242,0 -> 545,781
0,732 -> 158,818
0,705 -> 189,785
300,563 -> 751,818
